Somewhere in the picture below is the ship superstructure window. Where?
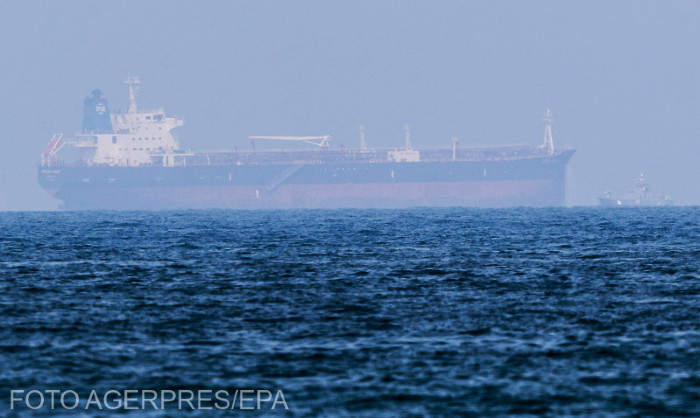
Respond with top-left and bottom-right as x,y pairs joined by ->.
112,136 -> 117,144
146,116 -> 151,120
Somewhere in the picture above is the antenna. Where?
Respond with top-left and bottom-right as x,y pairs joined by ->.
359,125 -> 367,152
126,76 -> 140,114
543,109 -> 554,155
452,137 -> 458,161
404,125 -> 412,150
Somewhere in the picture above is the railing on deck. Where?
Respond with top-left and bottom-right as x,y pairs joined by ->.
43,145 -> 558,168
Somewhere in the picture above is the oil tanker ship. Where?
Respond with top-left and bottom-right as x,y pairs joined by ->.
38,78 -> 575,209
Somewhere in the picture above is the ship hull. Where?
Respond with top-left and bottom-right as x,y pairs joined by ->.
39,150 -> 574,210
599,197 -> 673,207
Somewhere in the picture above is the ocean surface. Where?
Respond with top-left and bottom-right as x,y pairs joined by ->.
0,207 -> 698,416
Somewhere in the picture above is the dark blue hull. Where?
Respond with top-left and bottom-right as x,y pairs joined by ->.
39,149 -> 575,209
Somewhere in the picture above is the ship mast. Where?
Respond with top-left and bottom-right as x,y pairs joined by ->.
404,125 -> 413,150
126,76 -> 140,114
359,125 -> 367,152
543,109 -> 554,155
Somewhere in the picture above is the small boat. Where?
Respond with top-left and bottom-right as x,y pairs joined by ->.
599,174 -> 673,207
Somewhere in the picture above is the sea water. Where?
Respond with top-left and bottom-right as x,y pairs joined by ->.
0,207 -> 698,416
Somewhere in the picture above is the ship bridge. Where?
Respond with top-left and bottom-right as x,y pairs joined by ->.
43,77 -> 185,167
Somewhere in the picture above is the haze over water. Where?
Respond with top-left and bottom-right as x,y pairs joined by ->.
1,208 -> 698,415
2,1 -> 699,415
2,1 -> 700,210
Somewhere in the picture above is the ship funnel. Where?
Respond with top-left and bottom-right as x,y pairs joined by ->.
82,89 -> 113,134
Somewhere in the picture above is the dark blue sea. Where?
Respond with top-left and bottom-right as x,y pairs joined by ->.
1,207 -> 698,416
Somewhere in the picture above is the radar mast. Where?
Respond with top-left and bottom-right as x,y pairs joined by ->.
543,109 -> 554,155
126,76 -> 140,114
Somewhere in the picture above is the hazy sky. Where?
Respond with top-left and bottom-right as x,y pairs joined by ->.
1,0 -> 699,209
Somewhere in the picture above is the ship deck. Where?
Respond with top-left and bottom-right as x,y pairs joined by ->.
45,145 -> 569,168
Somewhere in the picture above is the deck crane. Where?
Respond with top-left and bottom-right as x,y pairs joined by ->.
247,135 -> 331,148
41,134 -> 66,166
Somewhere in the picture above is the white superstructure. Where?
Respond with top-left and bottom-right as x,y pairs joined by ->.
46,77 -> 185,167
